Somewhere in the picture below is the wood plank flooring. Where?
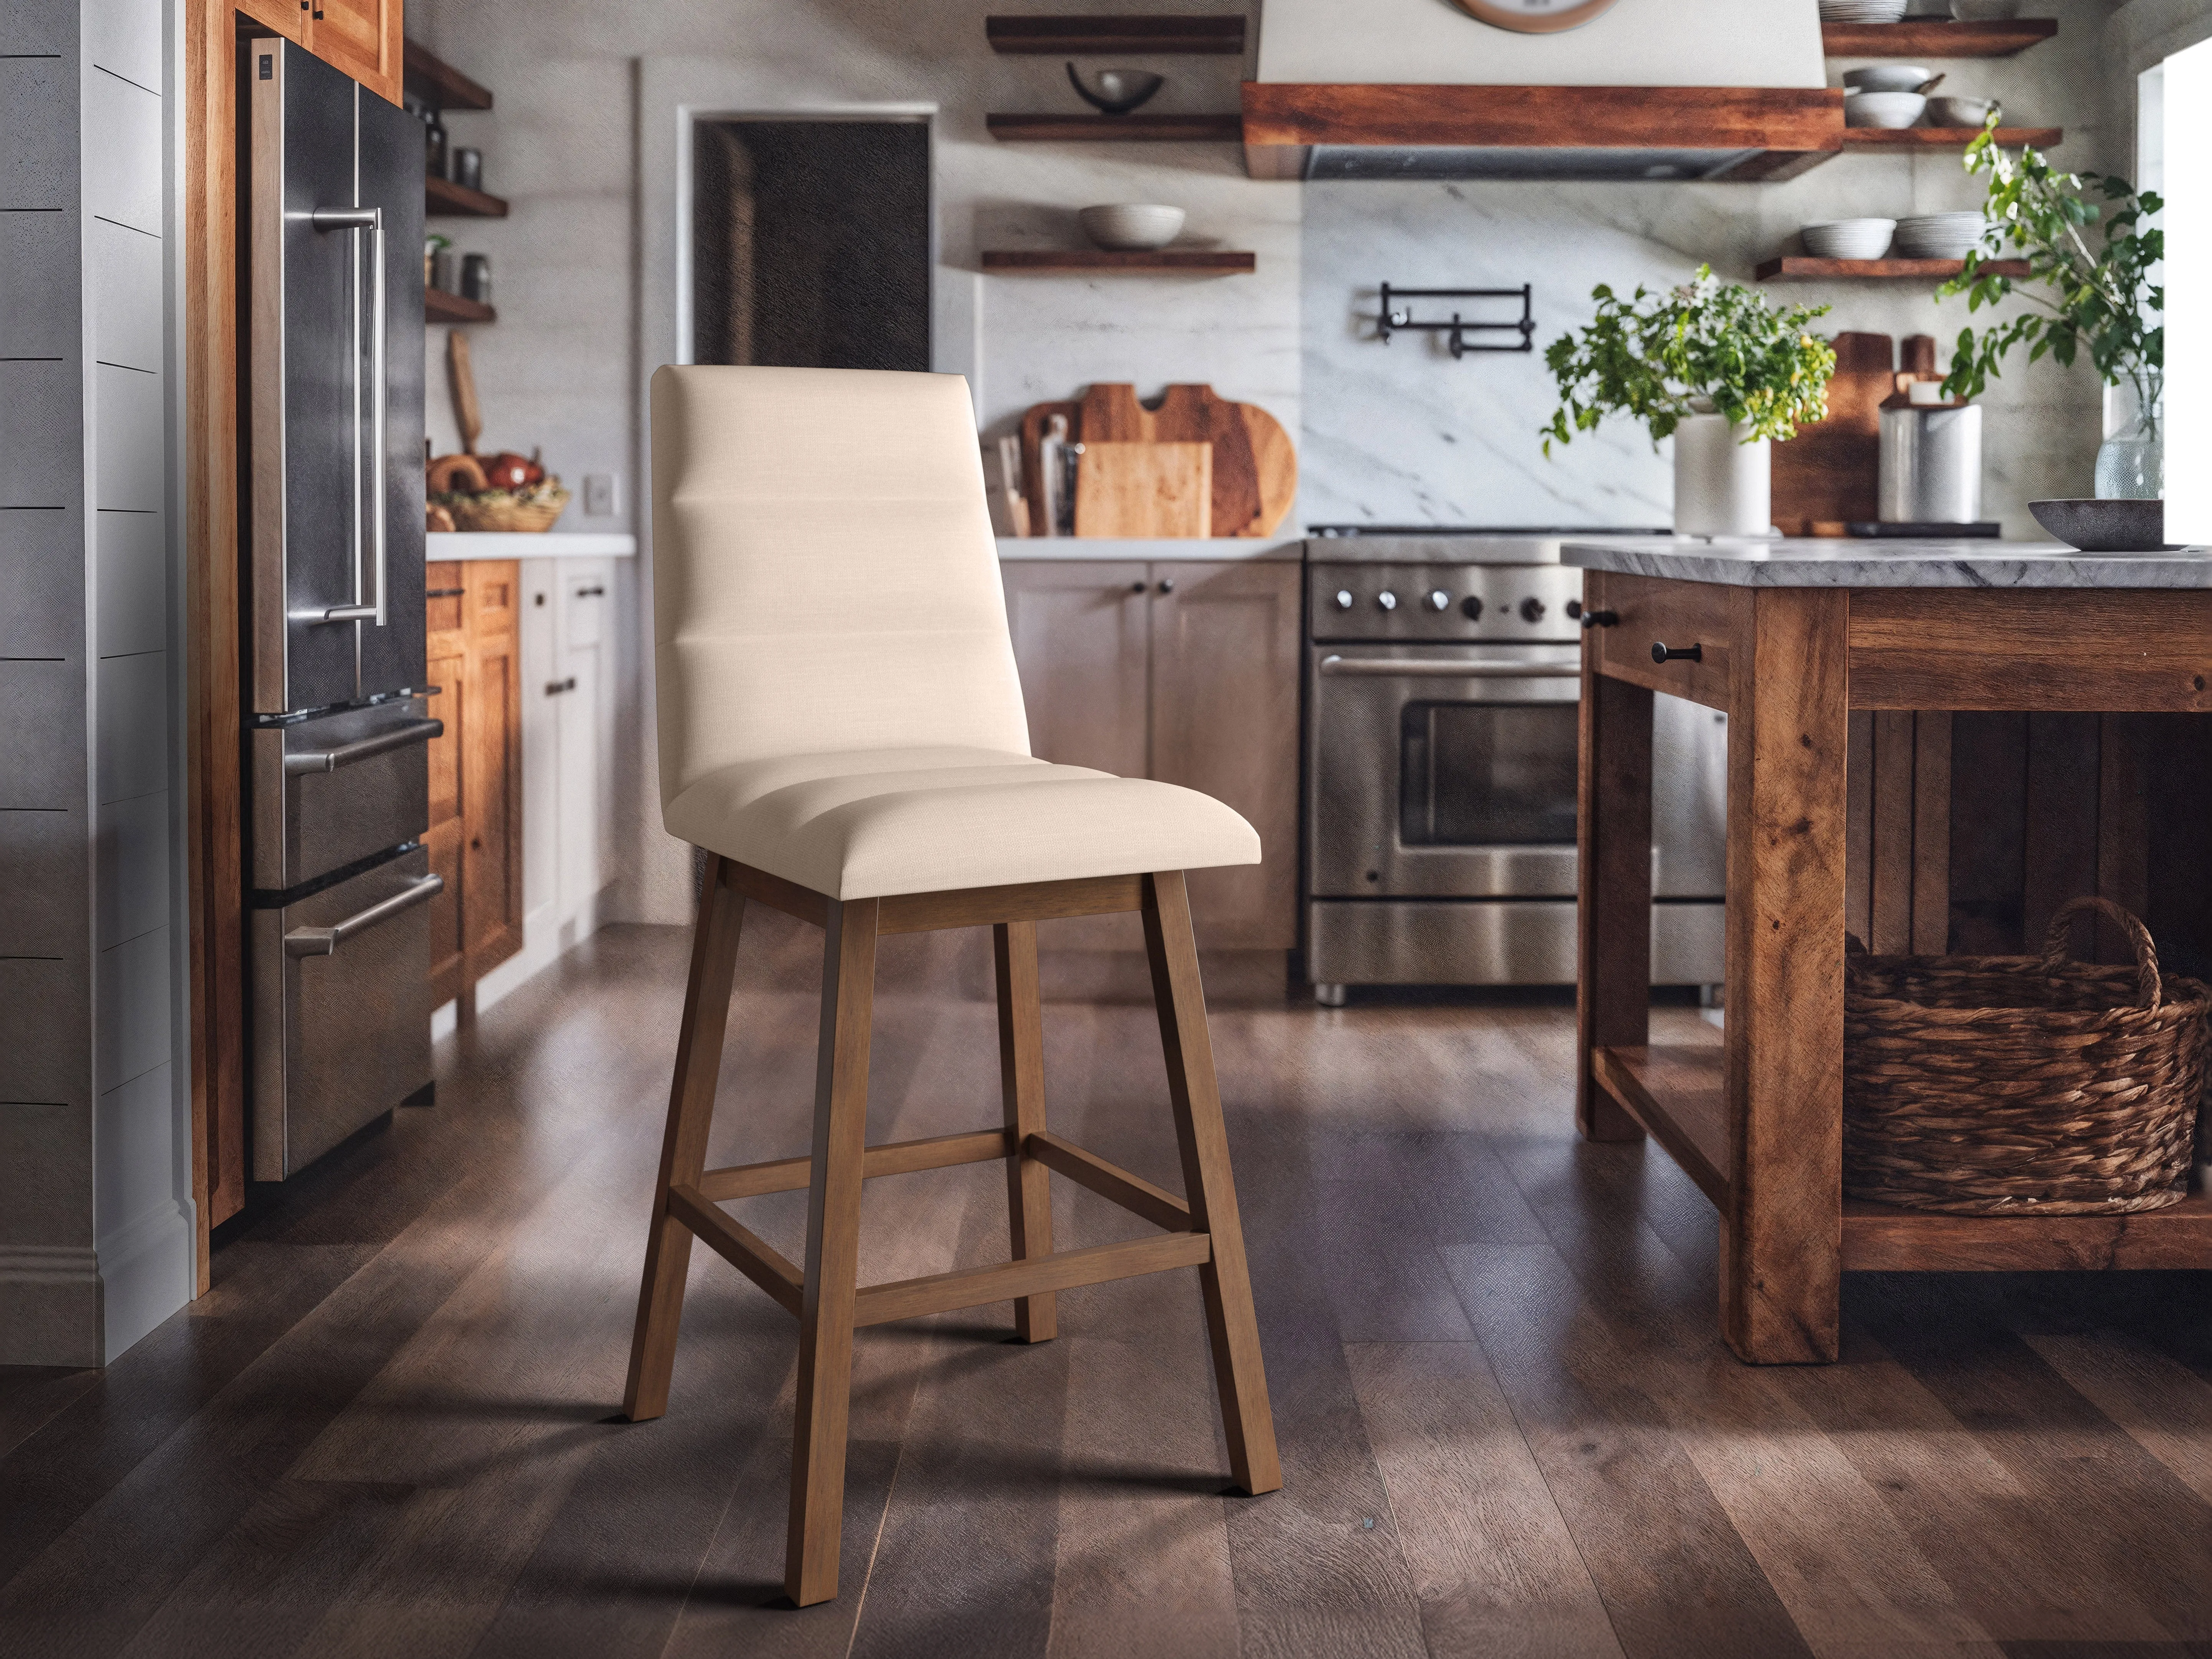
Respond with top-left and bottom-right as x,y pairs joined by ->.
5,913 -> 2212,1657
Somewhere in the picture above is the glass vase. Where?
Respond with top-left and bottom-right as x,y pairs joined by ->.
2094,378 -> 2163,501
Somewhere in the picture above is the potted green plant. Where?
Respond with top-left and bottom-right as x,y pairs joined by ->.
1938,125 -> 2164,499
1542,266 -> 1835,537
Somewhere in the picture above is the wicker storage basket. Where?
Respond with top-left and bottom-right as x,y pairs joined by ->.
1844,897 -> 2211,1215
439,482 -> 571,533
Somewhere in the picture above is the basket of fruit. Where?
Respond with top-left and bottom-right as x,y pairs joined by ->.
426,449 -> 571,532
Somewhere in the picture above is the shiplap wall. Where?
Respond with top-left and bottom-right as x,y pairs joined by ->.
0,0 -> 193,1366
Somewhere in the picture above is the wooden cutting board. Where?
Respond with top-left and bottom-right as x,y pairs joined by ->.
1073,442 -> 1213,538
1771,332 -> 1893,537
1018,384 -> 1296,538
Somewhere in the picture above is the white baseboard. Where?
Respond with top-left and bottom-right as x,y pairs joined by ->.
98,1199 -> 195,1362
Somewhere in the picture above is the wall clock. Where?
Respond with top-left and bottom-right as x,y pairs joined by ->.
1450,0 -> 1623,33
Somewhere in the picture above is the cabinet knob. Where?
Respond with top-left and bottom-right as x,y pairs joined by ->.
1131,580 -> 1147,593
1157,578 -> 1175,594
1651,641 -> 1703,664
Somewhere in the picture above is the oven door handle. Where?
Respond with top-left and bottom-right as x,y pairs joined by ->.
1317,655 -> 1581,679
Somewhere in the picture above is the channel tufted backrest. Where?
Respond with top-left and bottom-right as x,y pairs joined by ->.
649,365 -> 1032,807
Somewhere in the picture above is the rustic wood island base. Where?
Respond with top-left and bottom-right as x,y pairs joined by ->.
1567,537 -> 2212,1364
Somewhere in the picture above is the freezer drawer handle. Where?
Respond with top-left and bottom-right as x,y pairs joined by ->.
1317,654 -> 1580,680
285,873 -> 444,957
282,715 -> 443,775
545,677 -> 577,696
310,204 -> 388,629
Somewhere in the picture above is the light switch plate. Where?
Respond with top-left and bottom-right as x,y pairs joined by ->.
583,473 -> 618,517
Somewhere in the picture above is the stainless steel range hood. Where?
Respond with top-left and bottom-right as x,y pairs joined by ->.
1244,0 -> 1841,183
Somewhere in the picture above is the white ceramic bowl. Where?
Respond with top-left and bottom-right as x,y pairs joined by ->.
1819,0 -> 1908,21
1802,218 -> 1897,260
1894,210 -> 1987,258
1844,65 -> 1933,94
1951,0 -> 2022,19
1926,95 -> 1998,128
1078,203 -> 1185,252
1845,91 -> 1927,129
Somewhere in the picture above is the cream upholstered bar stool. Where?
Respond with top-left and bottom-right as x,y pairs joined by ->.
622,364 -> 1281,1606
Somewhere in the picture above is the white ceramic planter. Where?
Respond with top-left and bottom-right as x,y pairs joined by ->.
1673,411 -> 1772,538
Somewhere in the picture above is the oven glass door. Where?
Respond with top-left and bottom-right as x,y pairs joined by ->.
1308,644 -> 1582,899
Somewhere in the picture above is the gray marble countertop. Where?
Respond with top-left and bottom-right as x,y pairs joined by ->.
1560,536 -> 2212,589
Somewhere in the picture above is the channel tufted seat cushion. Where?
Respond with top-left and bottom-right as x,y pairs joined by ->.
662,744 -> 1260,901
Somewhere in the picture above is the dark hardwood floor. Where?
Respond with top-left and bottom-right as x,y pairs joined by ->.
5,912 -> 2212,1657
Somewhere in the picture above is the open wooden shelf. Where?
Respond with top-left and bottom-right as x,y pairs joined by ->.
987,112 -> 1243,142
402,39 -> 492,110
1841,125 -> 2062,150
1822,18 -> 2058,58
426,289 -> 495,324
985,14 -> 1245,53
982,249 -> 1253,274
1595,1039 -> 2212,1273
426,175 -> 508,218
1757,256 -> 2030,281
1591,1044 -> 1730,1207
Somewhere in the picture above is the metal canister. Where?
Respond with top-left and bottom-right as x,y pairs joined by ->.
460,253 -> 492,305
1879,402 -> 1983,525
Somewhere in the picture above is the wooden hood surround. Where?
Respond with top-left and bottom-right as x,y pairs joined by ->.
1240,83 -> 1849,181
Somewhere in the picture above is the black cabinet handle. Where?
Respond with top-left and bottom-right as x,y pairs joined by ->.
1579,609 -> 1618,630
426,586 -> 464,599
1157,578 -> 1175,594
545,676 -> 577,696
576,584 -> 605,598
1130,579 -> 1147,593
1651,641 -> 1703,664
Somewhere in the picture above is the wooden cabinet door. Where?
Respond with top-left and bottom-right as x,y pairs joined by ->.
1149,562 -> 1302,948
423,575 -> 468,1007
461,560 -> 523,981
236,0 -> 308,45
305,0 -> 402,105
1000,561 -> 1150,778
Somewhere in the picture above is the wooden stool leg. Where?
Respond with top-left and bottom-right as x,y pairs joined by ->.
1141,872 -> 1283,1497
786,896 -> 880,1607
624,855 -> 746,1422
995,920 -> 1056,1342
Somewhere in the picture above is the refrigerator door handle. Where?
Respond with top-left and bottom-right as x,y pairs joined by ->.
310,203 -> 388,629
284,872 -> 444,957
282,715 -> 443,775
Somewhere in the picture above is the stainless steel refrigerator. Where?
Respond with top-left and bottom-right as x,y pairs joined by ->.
246,37 -> 437,1180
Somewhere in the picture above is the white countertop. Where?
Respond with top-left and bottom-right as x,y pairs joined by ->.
997,537 -> 1303,563
428,531 -> 636,561
1562,536 -> 2212,589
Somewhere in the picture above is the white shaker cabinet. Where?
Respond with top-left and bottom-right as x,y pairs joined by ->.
472,555 -> 618,1012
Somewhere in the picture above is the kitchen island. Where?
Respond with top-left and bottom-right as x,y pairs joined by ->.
1564,536 -> 2212,1364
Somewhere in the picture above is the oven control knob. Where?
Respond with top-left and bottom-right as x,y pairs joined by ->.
1425,589 -> 1451,612
1460,596 -> 1484,621
1519,597 -> 1547,623
1334,589 -> 1354,611
1377,591 -> 1398,611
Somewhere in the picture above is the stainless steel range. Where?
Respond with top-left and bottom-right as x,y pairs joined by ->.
1303,531 -> 1725,1002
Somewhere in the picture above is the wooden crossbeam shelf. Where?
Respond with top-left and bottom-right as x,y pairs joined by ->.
1756,256 -> 2029,281
1822,18 -> 2058,58
981,249 -> 1255,274
1840,125 -> 2063,150
987,112 -> 1244,141
985,13 -> 1246,53
403,40 -> 494,110
1592,1042 -> 2212,1273
426,289 -> 496,324
426,175 -> 508,218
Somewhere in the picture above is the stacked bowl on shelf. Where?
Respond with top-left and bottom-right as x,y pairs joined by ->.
1893,211 -> 1987,259
1817,0 -> 1908,20
1802,219 -> 1897,259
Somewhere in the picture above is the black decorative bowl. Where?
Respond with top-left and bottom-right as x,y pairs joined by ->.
2028,498 -> 2173,553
